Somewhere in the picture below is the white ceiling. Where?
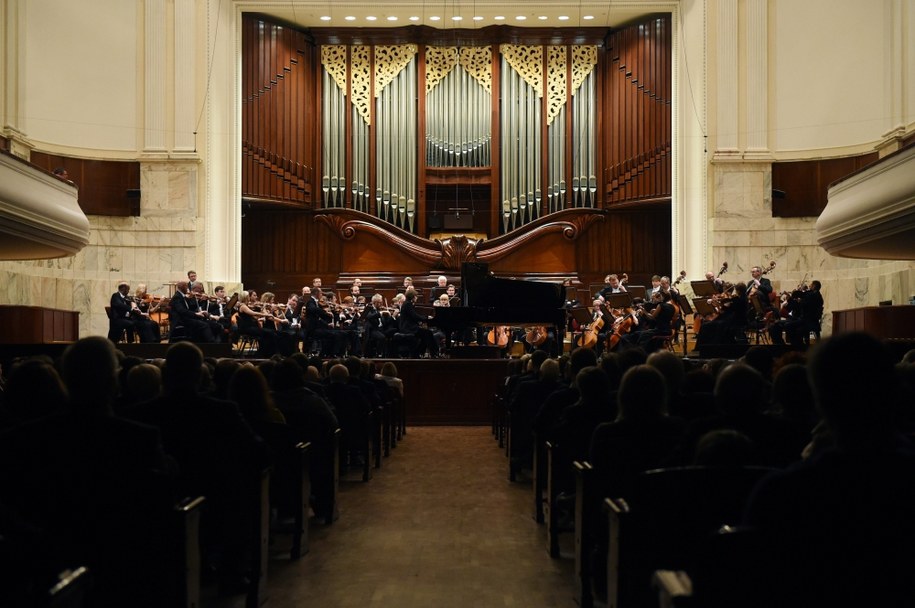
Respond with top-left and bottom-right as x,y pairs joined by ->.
242,1 -> 655,30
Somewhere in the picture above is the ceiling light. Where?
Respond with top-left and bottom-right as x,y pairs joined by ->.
345,15 -> 356,21
538,16 -> 548,21
494,15 -> 505,21
319,16 -> 331,22
473,16 -> 484,21
429,15 -> 441,21
387,16 -> 398,21
515,15 -> 527,21
409,16 -> 420,21
366,16 -> 377,21
583,15 -> 595,20
452,16 -> 463,21
558,15 -> 569,21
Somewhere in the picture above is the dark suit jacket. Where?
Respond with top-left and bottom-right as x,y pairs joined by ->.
109,291 -> 133,320
168,291 -> 201,327
397,300 -> 427,333
305,297 -> 334,332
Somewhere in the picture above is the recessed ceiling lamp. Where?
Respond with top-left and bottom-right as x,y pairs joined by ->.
345,15 -> 356,21
387,16 -> 398,21
366,15 -> 377,21
538,15 -> 548,21
452,15 -> 463,21
583,15 -> 595,20
494,15 -> 505,21
558,15 -> 569,21
430,15 -> 441,21
473,15 -> 484,21
515,15 -> 527,21
320,16 -> 331,22
409,16 -> 420,21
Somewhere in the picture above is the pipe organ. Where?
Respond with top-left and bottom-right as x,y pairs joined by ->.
243,15 -> 671,239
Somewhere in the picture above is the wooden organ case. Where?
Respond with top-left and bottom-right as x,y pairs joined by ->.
241,15 -> 673,293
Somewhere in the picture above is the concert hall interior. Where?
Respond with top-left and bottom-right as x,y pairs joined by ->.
1,0 -> 915,606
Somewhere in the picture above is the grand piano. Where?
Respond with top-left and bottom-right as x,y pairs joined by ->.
425,262 -> 568,343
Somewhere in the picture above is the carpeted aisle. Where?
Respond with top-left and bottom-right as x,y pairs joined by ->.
251,426 -> 576,608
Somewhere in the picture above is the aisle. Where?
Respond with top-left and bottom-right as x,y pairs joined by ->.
262,426 -> 576,607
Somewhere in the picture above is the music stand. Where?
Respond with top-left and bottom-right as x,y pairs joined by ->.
676,294 -> 693,316
627,285 -> 647,300
691,280 -> 718,297
226,292 -> 239,311
692,297 -> 716,317
570,306 -> 593,326
605,292 -> 633,309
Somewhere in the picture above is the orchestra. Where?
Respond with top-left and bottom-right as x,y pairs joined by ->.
104,266 -> 824,358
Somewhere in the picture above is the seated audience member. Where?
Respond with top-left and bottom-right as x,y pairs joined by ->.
0,337 -> 176,606
375,361 -> 404,397
509,358 -> 562,474
121,362 -> 162,409
0,357 -> 67,429
324,364 -> 371,464
743,333 -> 915,607
533,347 -> 597,443
127,341 -> 270,594
692,429 -> 757,466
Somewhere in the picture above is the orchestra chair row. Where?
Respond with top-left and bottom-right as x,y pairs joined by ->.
600,466 -> 775,608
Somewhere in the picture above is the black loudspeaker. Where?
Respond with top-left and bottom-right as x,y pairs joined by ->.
428,214 -> 443,229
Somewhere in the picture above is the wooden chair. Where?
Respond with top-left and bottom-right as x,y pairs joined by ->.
269,442 -> 311,560
603,466 -> 775,608
246,468 -> 271,608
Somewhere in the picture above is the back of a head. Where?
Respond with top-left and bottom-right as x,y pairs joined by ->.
714,363 -> 767,415
62,336 -> 119,412
618,365 -> 667,420
343,356 -> 362,379
569,347 -> 598,378
5,359 -> 68,420
229,365 -> 273,422
529,349 -> 549,372
380,361 -> 398,378
575,366 -> 610,403
743,345 -> 775,381
329,363 -> 349,384
539,358 -> 560,383
305,365 -> 322,383
771,363 -> 813,418
271,358 -> 306,392
647,351 -> 685,395
694,429 -> 756,466
808,332 -> 898,441
163,342 -> 204,392
125,363 -> 162,403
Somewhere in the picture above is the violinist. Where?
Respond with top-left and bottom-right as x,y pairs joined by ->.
131,282 -> 162,343
632,289 -> 676,353
769,280 -> 823,346
648,275 -> 663,299
363,294 -> 388,357
262,291 -> 296,356
236,290 -> 277,357
170,280 -> 217,343
306,288 -> 345,357
337,295 -> 362,356
207,285 -> 235,341
283,293 -> 304,347
109,281 -> 138,343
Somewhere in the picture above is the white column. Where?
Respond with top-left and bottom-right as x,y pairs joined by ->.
884,0 -> 905,136
715,0 -> 738,153
144,0 -> 166,152
675,0 -> 710,280
745,0 -> 768,154
174,0 -> 196,152
2,0 -> 23,138
203,0 -> 240,283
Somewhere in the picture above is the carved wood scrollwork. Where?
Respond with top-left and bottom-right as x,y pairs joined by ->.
315,208 -> 604,270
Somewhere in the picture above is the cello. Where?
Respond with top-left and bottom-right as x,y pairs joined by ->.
525,325 -> 548,347
581,314 -> 604,349
487,326 -> 510,347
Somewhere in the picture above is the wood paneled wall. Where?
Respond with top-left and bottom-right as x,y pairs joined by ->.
600,16 -> 672,206
30,152 -> 140,216
771,153 -> 878,218
242,14 -> 317,206
576,206 -> 672,286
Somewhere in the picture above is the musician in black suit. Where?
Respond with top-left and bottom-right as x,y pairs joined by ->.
108,281 -> 138,342
305,288 -> 345,356
748,265 -> 775,314
398,287 -> 439,357
361,295 -> 387,357
207,285 -> 236,341
169,281 -> 216,342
